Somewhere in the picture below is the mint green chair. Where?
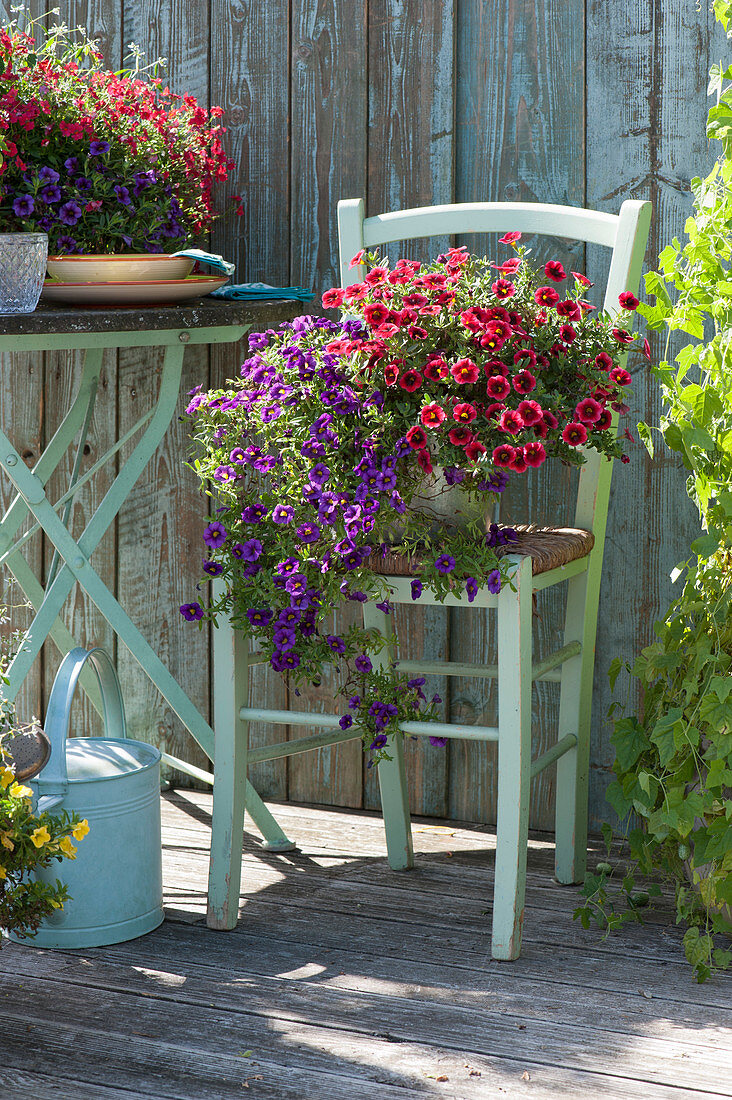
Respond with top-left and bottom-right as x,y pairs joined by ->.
207,198 -> 651,961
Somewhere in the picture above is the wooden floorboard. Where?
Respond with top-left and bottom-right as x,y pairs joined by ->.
1,793 -> 730,1100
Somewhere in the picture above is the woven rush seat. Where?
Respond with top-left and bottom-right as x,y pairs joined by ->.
368,525 -> 596,578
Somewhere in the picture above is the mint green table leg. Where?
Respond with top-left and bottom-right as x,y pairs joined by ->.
492,554 -> 533,961
0,343 -> 288,850
363,601 -> 414,870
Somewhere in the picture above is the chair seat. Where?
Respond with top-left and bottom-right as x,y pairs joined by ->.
368,525 -> 595,579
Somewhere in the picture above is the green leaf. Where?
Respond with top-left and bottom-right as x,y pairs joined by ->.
608,657 -> 623,692
605,780 -> 633,819
637,421 -> 654,458
691,533 -> 720,558
611,718 -> 649,772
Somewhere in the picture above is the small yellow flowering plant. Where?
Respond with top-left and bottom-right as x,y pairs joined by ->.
0,731 -> 89,943
0,588 -> 89,943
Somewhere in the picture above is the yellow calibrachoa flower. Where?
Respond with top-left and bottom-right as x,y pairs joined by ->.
0,864 -> 6,879
30,824 -> 51,848
9,782 -> 32,799
0,766 -> 15,790
72,819 -> 89,841
58,836 -> 77,859
1,832 -> 15,851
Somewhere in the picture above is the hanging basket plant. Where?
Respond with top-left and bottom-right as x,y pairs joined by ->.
183,241 -> 645,762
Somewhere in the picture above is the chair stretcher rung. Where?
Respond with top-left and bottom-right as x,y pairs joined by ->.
239,707 -> 499,742
394,641 -> 582,684
530,734 -> 578,779
161,751 -> 214,786
248,727 -> 361,763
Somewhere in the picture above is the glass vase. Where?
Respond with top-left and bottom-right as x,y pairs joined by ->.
0,233 -> 48,314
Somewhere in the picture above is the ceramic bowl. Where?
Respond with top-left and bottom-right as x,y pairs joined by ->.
46,254 -> 194,284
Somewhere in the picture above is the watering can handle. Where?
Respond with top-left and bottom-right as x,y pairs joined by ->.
40,647 -> 127,789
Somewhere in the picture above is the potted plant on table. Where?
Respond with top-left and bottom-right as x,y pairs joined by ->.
181,241 -> 645,761
0,13 -> 238,281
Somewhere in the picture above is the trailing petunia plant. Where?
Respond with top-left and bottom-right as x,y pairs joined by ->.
0,12 -> 238,253
183,242 -> 645,763
574,0 -> 732,982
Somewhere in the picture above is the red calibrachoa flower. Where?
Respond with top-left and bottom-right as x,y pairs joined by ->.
420,403 -> 447,427
406,425 -> 428,449
493,443 -> 517,467
451,358 -> 480,384
609,366 -> 632,386
523,440 -> 547,467
618,292 -> 639,310
424,357 -> 450,381
399,369 -> 423,392
491,278 -> 516,299
562,422 -> 588,446
449,425 -> 473,447
534,285 -> 560,307
576,397 -> 603,423
453,402 -> 477,423
513,370 -> 537,394
544,260 -> 566,282
486,375 -> 511,400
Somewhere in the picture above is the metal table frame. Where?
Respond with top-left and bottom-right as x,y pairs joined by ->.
0,301 -> 295,852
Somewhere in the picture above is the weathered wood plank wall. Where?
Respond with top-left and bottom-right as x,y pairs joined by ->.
0,0 -> 722,831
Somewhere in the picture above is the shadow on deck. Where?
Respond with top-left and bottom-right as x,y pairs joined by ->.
1,791 -> 730,1099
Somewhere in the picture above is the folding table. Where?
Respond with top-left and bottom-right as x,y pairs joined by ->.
0,297 -> 299,849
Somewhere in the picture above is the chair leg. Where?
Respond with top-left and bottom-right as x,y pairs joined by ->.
363,601 -> 414,870
492,555 -> 533,961
555,566 -> 597,885
207,624 -> 251,930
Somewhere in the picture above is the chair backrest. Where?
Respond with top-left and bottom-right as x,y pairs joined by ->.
336,198 -> 652,540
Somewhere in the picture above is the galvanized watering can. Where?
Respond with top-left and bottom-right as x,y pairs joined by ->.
16,647 -> 164,948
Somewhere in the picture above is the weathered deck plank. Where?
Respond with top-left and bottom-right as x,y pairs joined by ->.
1,794 -> 729,1100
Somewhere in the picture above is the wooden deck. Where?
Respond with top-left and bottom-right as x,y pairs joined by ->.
1,792 -> 730,1099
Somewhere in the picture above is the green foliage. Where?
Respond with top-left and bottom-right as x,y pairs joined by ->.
586,3 -> 732,980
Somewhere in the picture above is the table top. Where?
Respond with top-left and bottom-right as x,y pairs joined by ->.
0,297 -> 303,337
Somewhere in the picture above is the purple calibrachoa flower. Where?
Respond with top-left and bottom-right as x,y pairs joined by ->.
242,504 -> 267,523
179,602 -> 203,621
40,185 -> 62,203
348,695 -> 361,710
56,235 -> 77,252
369,734 -> 388,752
487,570 -> 502,594
285,573 -> 308,597
214,465 -> 238,482
12,195 -> 34,217
410,579 -> 423,601
203,521 -> 227,548
435,554 -> 456,574
202,560 -> 224,577
58,201 -> 82,226
465,577 -> 478,603
272,504 -> 294,524
89,140 -> 110,155
308,462 -> 331,487
38,166 -> 60,185
238,539 -> 263,562
296,521 -> 321,543
355,654 -> 372,673
246,608 -> 273,626
429,736 -> 448,747
326,635 -> 346,654
273,626 -> 297,650
339,715 -> 353,730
